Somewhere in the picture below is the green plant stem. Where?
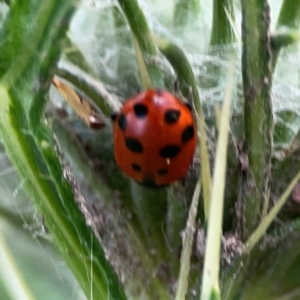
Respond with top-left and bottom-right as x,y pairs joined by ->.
117,0 -> 164,88
271,30 -> 300,52
210,0 -> 234,46
200,60 -> 234,300
240,0 -> 273,240
157,39 -> 211,222
132,35 -> 152,89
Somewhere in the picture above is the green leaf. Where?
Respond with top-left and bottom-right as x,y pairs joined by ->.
0,2 -> 126,299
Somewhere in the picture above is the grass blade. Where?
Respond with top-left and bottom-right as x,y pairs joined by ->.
244,169 -> 300,252
200,60 -> 235,300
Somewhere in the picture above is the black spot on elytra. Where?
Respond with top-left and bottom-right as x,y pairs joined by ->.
182,125 -> 195,143
132,163 -> 142,172
133,104 -> 148,118
125,138 -> 143,153
110,113 -> 117,121
117,113 -> 127,131
165,109 -> 181,124
157,169 -> 168,175
159,145 -> 181,158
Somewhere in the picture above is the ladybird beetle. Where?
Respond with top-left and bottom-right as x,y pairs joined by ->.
111,89 -> 197,188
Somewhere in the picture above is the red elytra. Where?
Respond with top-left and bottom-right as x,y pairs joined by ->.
111,89 -> 197,188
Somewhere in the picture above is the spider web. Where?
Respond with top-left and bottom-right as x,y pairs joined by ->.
72,0 -> 300,153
